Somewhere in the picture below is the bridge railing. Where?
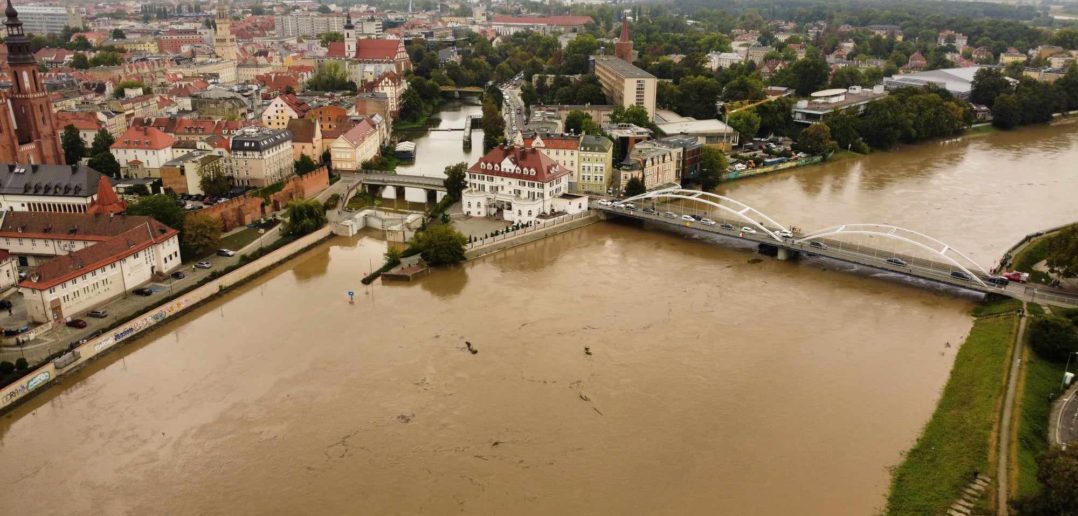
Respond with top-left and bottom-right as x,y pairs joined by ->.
465,211 -> 590,250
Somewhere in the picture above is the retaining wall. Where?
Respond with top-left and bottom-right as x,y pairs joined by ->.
464,213 -> 599,260
0,226 -> 334,413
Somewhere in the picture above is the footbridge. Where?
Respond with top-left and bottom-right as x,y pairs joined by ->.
596,187 -> 1078,307
354,173 -> 447,205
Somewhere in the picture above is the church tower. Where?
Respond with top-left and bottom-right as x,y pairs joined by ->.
614,18 -> 634,63
213,0 -> 237,62
344,11 -> 356,58
0,0 -> 64,164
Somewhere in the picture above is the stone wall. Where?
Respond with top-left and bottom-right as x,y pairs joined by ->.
199,195 -> 264,232
267,167 -> 330,211
464,213 -> 599,260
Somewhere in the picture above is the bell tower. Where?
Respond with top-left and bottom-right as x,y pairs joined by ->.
213,0 -> 237,62
344,11 -> 356,57
0,0 -> 64,164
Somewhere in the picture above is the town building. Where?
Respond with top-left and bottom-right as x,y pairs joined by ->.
938,30 -> 968,49
191,89 -> 250,119
904,50 -> 927,72
329,119 -> 380,171
791,86 -> 887,125
161,151 -> 225,196
577,135 -> 613,195
0,1 -> 64,166
618,139 -> 682,191
287,118 -> 323,163
327,15 -> 413,83
490,15 -> 592,35
360,71 -> 408,114
462,146 -> 586,223
654,135 -> 702,182
110,126 -> 177,178
230,127 -> 294,187
273,13 -> 381,39
262,94 -> 312,129
999,47 -> 1027,65
5,4 -> 79,37
523,134 -> 580,188
592,55 -> 657,121
707,51 -> 743,70
654,111 -> 739,151
0,163 -> 113,213
158,29 -> 206,54
213,0 -> 238,62
54,111 -> 103,149
883,67 -> 983,99
14,213 -> 180,323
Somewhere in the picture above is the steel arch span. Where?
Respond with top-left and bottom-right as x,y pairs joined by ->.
621,188 -> 790,241
794,224 -> 991,287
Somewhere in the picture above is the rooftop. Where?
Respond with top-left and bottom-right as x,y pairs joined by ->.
0,164 -> 107,199
593,55 -> 655,79
469,146 -> 567,184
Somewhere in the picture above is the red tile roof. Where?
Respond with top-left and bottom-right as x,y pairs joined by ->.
0,212 -> 159,243
326,39 -> 405,61
469,146 -> 567,183
55,111 -> 101,132
112,126 -> 176,151
87,176 -> 127,215
20,220 -> 178,290
340,119 -> 376,146
524,134 -> 580,151
277,93 -> 311,117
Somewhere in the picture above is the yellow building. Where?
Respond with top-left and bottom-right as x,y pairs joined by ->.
577,134 -> 613,194
593,55 -> 657,121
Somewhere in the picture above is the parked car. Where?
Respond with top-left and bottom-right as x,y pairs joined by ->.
740,226 -> 757,234
66,319 -> 87,329
987,276 -> 1010,287
217,249 -> 236,257
133,287 -> 154,296
662,211 -> 677,219
700,218 -> 717,226
87,309 -> 108,318
680,214 -> 695,222
195,261 -> 212,269
3,325 -> 28,336
720,223 -> 736,231
88,329 -> 104,339
950,271 -> 973,281
642,208 -> 656,215
885,257 -> 909,267
171,271 -> 186,280
809,241 -> 828,250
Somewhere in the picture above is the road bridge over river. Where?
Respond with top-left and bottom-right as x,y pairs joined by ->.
596,188 -> 1078,307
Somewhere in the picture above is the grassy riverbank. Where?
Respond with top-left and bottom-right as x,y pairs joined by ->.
1013,344 -> 1066,498
886,303 -> 1019,514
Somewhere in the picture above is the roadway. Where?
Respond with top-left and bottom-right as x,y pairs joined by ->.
1054,382 -> 1078,446
594,203 -> 1078,306
500,73 -> 525,140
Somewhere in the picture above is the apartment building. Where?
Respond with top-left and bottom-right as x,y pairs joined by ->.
592,55 -> 657,121
230,127 -> 295,188
577,135 -> 614,195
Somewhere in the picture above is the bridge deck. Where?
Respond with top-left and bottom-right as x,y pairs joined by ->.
356,173 -> 447,191
595,205 -> 1078,307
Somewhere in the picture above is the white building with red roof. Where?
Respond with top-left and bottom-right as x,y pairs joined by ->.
262,93 -> 312,129
462,145 -> 588,223
110,127 -> 177,178
328,13 -> 412,84
522,133 -> 581,188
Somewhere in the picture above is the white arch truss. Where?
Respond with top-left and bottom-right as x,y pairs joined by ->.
622,188 -> 789,241
795,224 -> 990,287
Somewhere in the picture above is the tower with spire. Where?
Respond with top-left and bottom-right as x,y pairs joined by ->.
614,17 -> 634,63
0,0 -> 64,165
213,0 -> 237,62
344,11 -> 356,57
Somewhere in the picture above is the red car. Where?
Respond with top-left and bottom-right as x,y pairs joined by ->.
1003,271 -> 1029,283
66,319 -> 88,329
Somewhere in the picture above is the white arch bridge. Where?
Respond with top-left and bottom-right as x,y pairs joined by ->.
597,188 -> 1078,305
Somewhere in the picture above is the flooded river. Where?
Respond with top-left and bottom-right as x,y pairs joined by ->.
2,123 -> 1077,515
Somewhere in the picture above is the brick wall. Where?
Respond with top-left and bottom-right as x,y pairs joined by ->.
267,167 -> 329,211
199,195 -> 264,232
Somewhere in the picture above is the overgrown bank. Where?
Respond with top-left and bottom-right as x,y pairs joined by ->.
886,302 -> 1019,515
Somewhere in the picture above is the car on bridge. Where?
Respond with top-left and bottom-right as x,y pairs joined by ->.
741,227 -> 757,234
885,257 -> 909,267
681,215 -> 695,222
720,223 -> 735,231
662,212 -> 677,219
950,271 -> 973,281
987,276 -> 1010,287
776,229 -> 793,238
809,241 -> 828,250
701,218 -> 717,226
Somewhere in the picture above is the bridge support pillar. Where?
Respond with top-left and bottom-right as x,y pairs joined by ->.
776,247 -> 800,261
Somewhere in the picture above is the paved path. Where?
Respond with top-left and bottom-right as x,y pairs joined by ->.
996,309 -> 1028,515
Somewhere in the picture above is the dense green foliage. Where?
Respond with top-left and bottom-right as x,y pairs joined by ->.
127,195 -> 185,231
61,125 -> 86,165
1012,446 -> 1078,515
443,162 -> 468,201
294,155 -> 318,176
624,176 -> 646,197
411,224 -> 467,265
1028,315 -> 1078,362
283,199 -> 327,237
306,61 -> 356,92
1044,226 -> 1078,277
795,123 -> 837,156
87,152 -> 120,178
481,99 -> 505,151
182,213 -> 222,257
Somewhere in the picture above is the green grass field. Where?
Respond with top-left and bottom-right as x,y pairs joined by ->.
1014,347 -> 1066,498
886,315 -> 1018,515
971,297 -> 1024,317
218,227 -> 261,252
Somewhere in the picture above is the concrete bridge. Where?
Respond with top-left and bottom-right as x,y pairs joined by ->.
355,173 -> 447,205
596,187 -> 1078,307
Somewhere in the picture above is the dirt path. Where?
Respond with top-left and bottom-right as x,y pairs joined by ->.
997,308 -> 1029,515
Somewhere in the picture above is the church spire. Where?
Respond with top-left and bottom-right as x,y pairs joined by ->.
4,0 -> 34,65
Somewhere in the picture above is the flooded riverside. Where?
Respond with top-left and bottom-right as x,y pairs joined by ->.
2,122 -> 1078,515
395,102 -> 485,179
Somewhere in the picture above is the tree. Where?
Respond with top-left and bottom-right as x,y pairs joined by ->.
61,125 -> 86,165
970,67 -> 1012,106
182,213 -> 222,257
90,129 -> 115,156
481,99 -> 505,151
70,52 -> 89,69
113,80 -> 147,99
15,357 -> 28,371
727,110 -> 761,141
1028,316 -> 1078,362
610,105 -> 651,127
563,34 -> 599,74
294,154 -> 318,176
796,123 -> 838,156
111,28 -> 126,39
624,176 -> 646,196
306,61 -> 355,92
697,146 -> 728,192
824,109 -> 863,151
786,55 -> 830,96
198,165 -> 231,197
319,31 -> 343,47
411,224 -> 466,265
565,110 -> 594,135
859,97 -> 910,149
1012,446 -> 1078,515
89,51 -> 122,67
992,93 -> 1022,129
87,151 -> 121,177
1045,226 -> 1078,278
283,199 -> 327,236
128,194 -> 185,230
443,162 -> 467,201
317,4 -> 331,13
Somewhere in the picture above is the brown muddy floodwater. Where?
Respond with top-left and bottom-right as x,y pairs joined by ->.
2,123 -> 1078,515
